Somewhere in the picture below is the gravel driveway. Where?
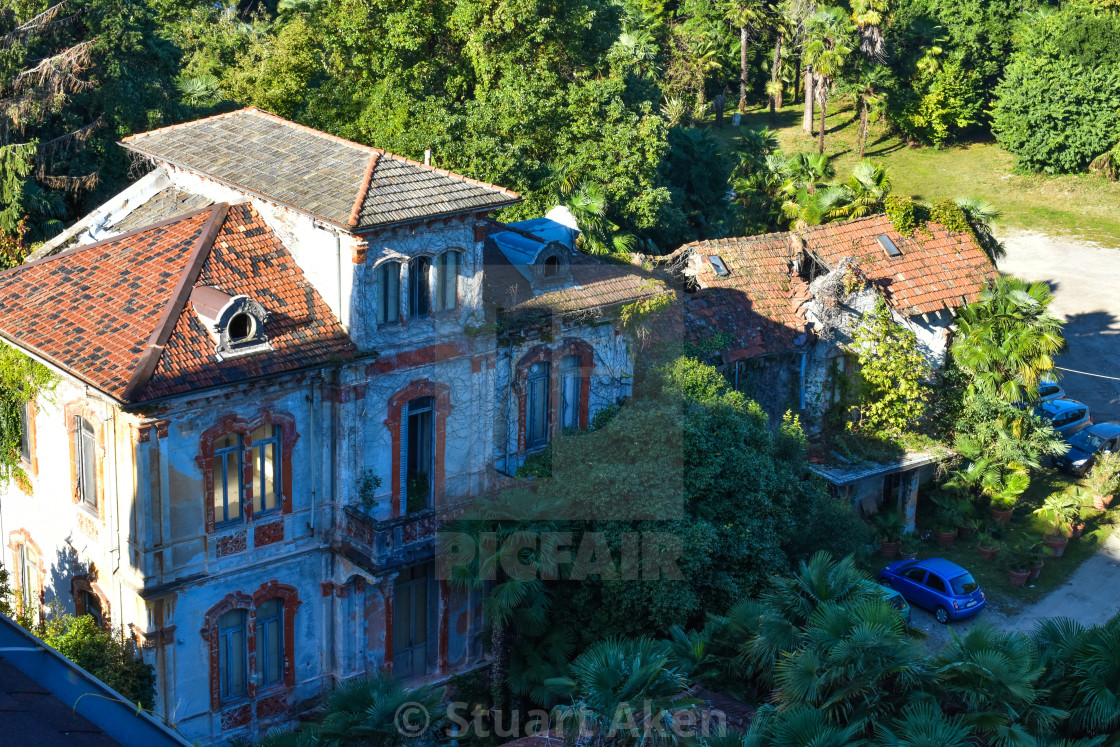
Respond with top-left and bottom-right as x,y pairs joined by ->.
910,228 -> 1120,649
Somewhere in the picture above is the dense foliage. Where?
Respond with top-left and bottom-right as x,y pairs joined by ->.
849,297 -> 929,436
40,612 -> 157,708
991,2 -> 1120,174
0,345 -> 57,491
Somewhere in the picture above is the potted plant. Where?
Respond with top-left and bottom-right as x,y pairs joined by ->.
986,467 -> 1030,526
977,531 -> 1002,562
1086,451 -> 1120,510
931,493 -> 963,548
1004,544 -> 1031,588
1026,539 -> 1050,579
875,510 -> 905,558
1033,493 -> 1082,558
899,533 -> 920,560
958,516 -> 982,540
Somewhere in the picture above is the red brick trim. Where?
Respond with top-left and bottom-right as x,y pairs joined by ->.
71,574 -> 111,628
252,581 -> 302,690
366,341 -> 467,376
385,380 -> 452,518
514,339 -> 594,453
202,591 -> 255,711
64,401 -> 104,519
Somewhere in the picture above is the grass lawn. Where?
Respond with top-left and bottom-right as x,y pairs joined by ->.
907,470 -> 1119,612
707,101 -> 1120,249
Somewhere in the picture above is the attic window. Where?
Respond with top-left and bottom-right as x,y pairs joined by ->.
543,255 -> 560,278
708,255 -> 730,276
877,235 -> 902,258
191,286 -> 272,360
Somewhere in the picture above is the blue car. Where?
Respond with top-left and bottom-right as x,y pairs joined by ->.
877,558 -> 985,624
1056,422 -> 1120,476
1034,398 -> 1092,438
1038,379 -> 1065,402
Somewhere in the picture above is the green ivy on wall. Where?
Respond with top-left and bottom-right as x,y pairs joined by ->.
0,345 -> 57,492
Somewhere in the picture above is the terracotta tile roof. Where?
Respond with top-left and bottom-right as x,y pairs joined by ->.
483,242 -> 672,320
677,232 -> 808,361
139,204 -> 356,400
0,204 -> 355,403
120,108 -> 521,231
800,214 -> 998,315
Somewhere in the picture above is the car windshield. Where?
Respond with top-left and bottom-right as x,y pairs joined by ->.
1069,431 -> 1105,452
951,573 -> 979,595
886,593 -> 907,611
1039,383 -> 1059,397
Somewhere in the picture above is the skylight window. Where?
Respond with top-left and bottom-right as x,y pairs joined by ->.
708,255 -> 730,276
877,234 -> 902,257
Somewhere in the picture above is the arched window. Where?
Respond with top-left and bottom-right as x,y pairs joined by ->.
377,261 -> 401,324
78,589 -> 105,628
219,609 -> 248,702
73,416 -> 97,509
409,256 -> 431,318
526,362 -> 550,449
560,355 -> 582,430
543,255 -> 561,278
213,433 -> 242,525
251,425 -> 281,516
433,251 -> 460,312
256,598 -> 284,688
404,397 -> 434,513
13,540 -> 41,621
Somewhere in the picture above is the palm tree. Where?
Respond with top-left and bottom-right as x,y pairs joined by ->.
874,702 -> 975,747
825,160 -> 891,220
726,0 -> 771,113
615,30 -> 661,82
783,151 -> 834,194
1034,616 -> 1120,738
853,61 -> 891,157
951,276 -> 1066,404
548,638 -> 700,747
850,0 -> 888,61
745,704 -> 866,747
803,7 -> 854,154
954,196 -> 1005,262
564,183 -> 637,255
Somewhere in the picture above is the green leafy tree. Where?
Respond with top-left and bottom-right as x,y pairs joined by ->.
0,346 -> 56,492
41,613 -> 156,709
850,297 -> 930,436
803,7 -> 854,154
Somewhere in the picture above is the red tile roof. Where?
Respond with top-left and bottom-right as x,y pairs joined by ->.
801,214 -> 998,315
0,204 -> 355,403
677,232 -> 808,361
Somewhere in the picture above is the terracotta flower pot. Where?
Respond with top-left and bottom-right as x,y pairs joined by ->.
900,550 -> 919,560
1071,523 -> 1086,540
879,541 -> 900,559
1093,494 -> 1114,511
1029,560 -> 1044,580
958,525 -> 976,540
990,508 -> 1013,526
936,530 -> 957,548
978,545 -> 1001,562
1008,569 -> 1030,588
1044,536 -> 1069,558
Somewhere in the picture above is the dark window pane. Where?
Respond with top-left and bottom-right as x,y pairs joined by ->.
409,257 -> 431,317
378,262 -> 400,323
925,574 -> 946,593
950,574 -> 979,595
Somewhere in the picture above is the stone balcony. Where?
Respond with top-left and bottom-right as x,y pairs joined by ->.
337,503 -> 468,573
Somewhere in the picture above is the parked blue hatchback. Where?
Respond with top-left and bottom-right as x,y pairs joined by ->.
1055,422 -> 1120,476
1034,398 -> 1092,438
877,558 -> 985,624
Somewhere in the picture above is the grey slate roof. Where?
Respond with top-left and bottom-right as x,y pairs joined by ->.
111,188 -> 213,232
120,108 -> 520,231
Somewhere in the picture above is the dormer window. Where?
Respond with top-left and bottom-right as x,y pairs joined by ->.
543,256 -> 560,278
532,243 -> 571,286
191,286 -> 272,360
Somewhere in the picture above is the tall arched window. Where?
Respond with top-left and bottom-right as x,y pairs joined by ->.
560,355 -> 582,430
404,397 -> 434,513
213,433 -> 242,525
377,261 -> 401,324
73,416 -> 97,509
219,609 -> 248,702
256,598 -> 284,688
251,425 -> 281,516
526,362 -> 550,449
433,251 -> 460,312
409,256 -> 431,318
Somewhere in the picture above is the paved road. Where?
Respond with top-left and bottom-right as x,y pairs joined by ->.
996,229 -> 1120,424
912,531 -> 1120,650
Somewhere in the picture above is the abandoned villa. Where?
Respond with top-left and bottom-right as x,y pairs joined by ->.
0,109 -> 996,743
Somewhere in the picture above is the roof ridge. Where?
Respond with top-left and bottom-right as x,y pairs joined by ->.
376,150 -> 522,199
0,204 -> 220,278
244,107 -> 377,155
120,108 -> 252,145
120,203 -> 231,402
349,152 -> 380,227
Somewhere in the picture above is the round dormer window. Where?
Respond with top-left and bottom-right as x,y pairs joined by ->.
543,255 -> 561,278
228,312 -> 255,342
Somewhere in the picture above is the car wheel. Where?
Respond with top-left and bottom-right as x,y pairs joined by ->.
935,606 -> 950,624
879,579 -> 893,588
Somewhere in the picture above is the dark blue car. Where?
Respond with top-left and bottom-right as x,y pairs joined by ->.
877,558 -> 985,624
1055,422 -> 1120,476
